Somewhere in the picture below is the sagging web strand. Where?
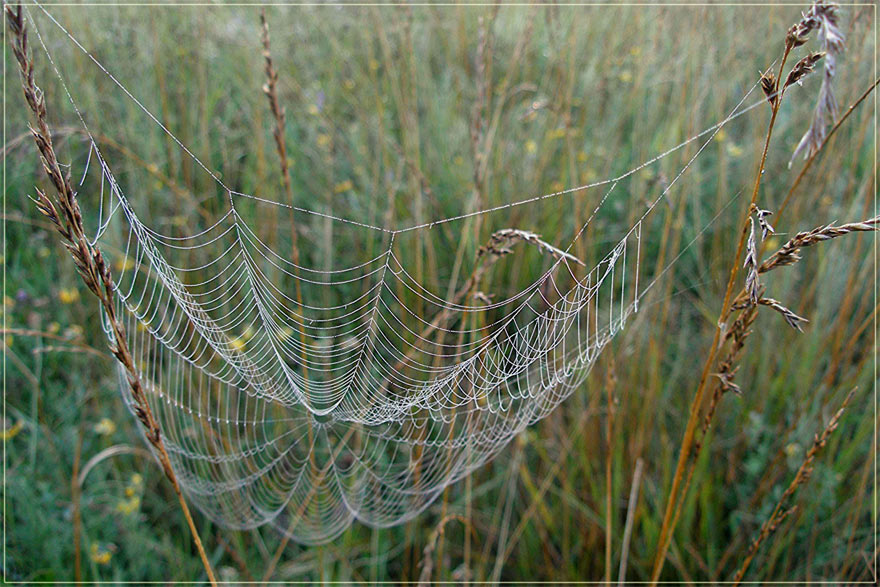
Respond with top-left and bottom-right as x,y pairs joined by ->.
28,2 -> 762,544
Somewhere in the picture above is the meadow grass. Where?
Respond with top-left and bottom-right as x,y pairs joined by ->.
3,2 -> 877,582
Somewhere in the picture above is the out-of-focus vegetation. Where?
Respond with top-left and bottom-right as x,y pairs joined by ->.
3,2 -> 876,582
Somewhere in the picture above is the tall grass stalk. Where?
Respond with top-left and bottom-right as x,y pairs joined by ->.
257,11 -> 321,574
650,32 -> 795,584
652,7 -> 877,581
3,5 -> 218,584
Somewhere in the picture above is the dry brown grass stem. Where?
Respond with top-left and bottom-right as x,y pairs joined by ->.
666,207 -> 876,580
4,5 -> 217,584
650,31 -> 795,582
470,16 -> 488,207
731,388 -> 857,584
257,10 -> 322,574
617,457 -> 644,585
662,211 -> 876,579
260,8 -> 293,206
258,10 -> 309,365
650,6 -> 872,574
665,302 -> 759,561
417,514 -> 469,586
604,356 -> 617,583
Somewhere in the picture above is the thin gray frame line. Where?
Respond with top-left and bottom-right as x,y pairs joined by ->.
16,3 -> 880,7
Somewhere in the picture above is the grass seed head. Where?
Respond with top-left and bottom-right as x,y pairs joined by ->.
760,70 -> 778,106
784,51 -> 825,89
744,216 -> 760,305
757,208 -> 775,240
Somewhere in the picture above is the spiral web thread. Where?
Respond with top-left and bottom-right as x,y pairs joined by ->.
27,2 -> 767,544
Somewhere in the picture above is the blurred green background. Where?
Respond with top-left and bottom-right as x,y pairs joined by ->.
3,1 -> 876,582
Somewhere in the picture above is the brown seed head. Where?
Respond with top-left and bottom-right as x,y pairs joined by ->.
760,71 -> 777,106
786,10 -> 819,48
784,51 -> 825,89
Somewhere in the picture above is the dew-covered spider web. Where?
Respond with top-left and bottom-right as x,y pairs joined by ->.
25,3 -> 779,544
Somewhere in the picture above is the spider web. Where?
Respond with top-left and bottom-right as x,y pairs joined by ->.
26,2 -> 768,544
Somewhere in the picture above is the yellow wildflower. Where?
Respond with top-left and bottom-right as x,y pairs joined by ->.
58,288 -> 80,304
715,129 -> 728,142
115,257 -> 135,272
116,496 -> 141,515
525,140 -> 537,154
334,180 -> 354,194
618,70 -> 633,83
90,543 -> 115,565
546,128 -> 566,141
230,338 -> 246,352
93,418 -> 117,437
